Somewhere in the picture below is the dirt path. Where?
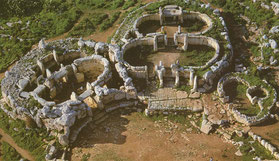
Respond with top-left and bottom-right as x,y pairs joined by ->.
0,128 -> 35,161
71,111 -> 240,161
84,22 -> 120,42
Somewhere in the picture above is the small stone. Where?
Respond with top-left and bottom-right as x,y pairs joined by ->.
235,149 -> 243,156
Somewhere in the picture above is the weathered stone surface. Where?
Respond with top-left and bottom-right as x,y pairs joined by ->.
200,120 -> 213,134
270,26 -> 279,34
271,2 -> 279,15
235,149 -> 243,156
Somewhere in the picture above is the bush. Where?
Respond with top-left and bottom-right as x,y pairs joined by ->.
122,0 -> 137,10
68,13 -> 109,37
100,12 -> 121,31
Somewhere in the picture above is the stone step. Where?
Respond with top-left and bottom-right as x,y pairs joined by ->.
69,117 -> 92,143
94,114 -> 109,125
92,110 -> 107,122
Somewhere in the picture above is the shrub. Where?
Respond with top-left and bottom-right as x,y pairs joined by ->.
100,12 -> 121,31
122,0 -> 137,10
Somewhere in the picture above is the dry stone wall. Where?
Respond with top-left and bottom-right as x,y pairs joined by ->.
217,73 -> 277,126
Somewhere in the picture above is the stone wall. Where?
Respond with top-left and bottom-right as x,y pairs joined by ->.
217,73 -> 277,126
183,11 -> 213,35
175,35 -> 220,69
133,14 -> 161,30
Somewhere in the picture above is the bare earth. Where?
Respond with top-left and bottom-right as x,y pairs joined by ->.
147,50 -> 181,67
71,111 -> 240,161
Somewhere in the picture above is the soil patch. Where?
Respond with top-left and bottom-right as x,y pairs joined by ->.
71,111 -> 240,161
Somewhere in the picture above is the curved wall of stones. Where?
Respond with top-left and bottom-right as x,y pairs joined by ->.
175,35 -> 220,69
217,73 -> 277,126
133,14 -> 161,30
73,55 -> 111,87
182,11 -> 213,35
133,11 -> 213,37
121,37 -> 157,80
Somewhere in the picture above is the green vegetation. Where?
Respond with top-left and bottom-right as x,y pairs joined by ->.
1,141 -> 22,161
100,12 -> 121,31
227,83 -> 261,116
122,0 -> 138,10
144,113 -> 201,128
182,18 -> 207,33
0,79 -> 2,98
0,0 -> 82,72
176,85 -> 192,93
0,0 -> 144,72
232,135 -> 275,160
208,0 -> 279,28
123,45 -> 154,66
179,45 -> 216,66
27,96 -> 43,109
82,153 -> 91,161
229,72 -> 276,119
68,13 -> 109,37
0,108 -> 57,161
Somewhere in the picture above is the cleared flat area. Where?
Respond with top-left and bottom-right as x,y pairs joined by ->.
71,111 -> 240,161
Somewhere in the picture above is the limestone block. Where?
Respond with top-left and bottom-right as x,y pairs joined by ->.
200,120 -> 213,134
71,92 -> 78,101
50,87 -> 57,99
75,73 -> 84,83
114,91 -> 126,100
38,39 -> 47,49
33,85 -> 46,96
18,79 -> 29,90
78,37 -> 85,48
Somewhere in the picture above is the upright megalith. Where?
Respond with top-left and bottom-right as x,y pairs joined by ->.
37,59 -> 46,75
182,34 -> 189,51
38,38 -> 47,50
53,50 -> 60,64
159,7 -> 163,25
191,75 -> 198,93
154,35 -> 158,52
155,61 -> 166,88
189,69 -> 194,86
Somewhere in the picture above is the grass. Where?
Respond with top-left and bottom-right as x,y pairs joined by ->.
179,45 -> 216,67
100,11 -> 121,31
144,113 -> 201,128
182,18 -> 207,33
232,135 -> 275,160
82,153 -> 91,161
123,45 -> 154,66
0,79 -> 2,98
1,141 -> 22,161
27,96 -> 43,109
0,108 -> 57,161
176,85 -> 192,93
0,0 -> 144,72
68,13 -> 109,37
224,79 -> 262,116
